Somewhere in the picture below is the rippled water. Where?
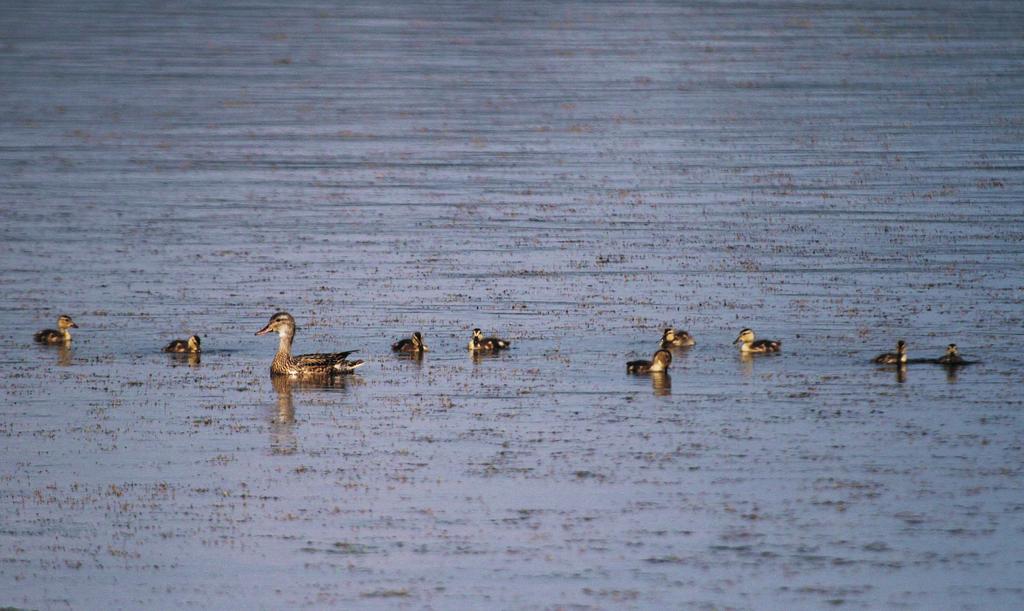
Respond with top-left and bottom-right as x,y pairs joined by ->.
2,1 -> 1023,608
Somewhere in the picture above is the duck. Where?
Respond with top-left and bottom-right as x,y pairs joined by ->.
937,343 -> 975,366
468,328 -> 511,352
873,340 -> 907,365
34,314 -> 78,344
627,349 -> 672,374
164,335 -> 201,353
660,327 -> 696,349
255,311 -> 364,377
733,328 -> 781,353
392,331 -> 429,354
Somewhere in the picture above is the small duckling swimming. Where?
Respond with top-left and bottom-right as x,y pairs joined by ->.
627,349 -> 672,374
34,315 -> 78,344
392,331 -> 429,354
936,343 -> 976,366
660,328 -> 696,349
256,311 -> 364,377
164,335 -> 201,353
733,328 -> 781,353
468,328 -> 511,352
874,340 -> 907,365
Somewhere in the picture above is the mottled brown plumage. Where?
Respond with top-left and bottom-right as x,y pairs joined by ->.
256,311 -> 363,377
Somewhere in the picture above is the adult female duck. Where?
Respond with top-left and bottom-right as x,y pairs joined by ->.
256,312 -> 363,377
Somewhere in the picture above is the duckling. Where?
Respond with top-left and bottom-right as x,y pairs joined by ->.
874,340 -> 907,365
468,328 -> 511,352
733,328 -> 781,353
660,327 -> 696,349
255,311 -> 364,377
936,343 -> 976,366
164,334 -> 201,353
392,331 -> 429,354
34,314 -> 78,344
627,349 -> 672,374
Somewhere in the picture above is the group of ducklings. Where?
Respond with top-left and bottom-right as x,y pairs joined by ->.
625,326 -> 780,374
33,312 -> 974,379
873,340 -> 972,366
33,314 -> 202,354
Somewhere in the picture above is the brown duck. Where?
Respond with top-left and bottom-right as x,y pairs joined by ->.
164,335 -> 201,353
256,311 -> 363,377
873,340 -> 907,365
34,315 -> 78,344
733,328 -> 781,354
660,328 -> 696,349
627,349 -> 672,374
392,331 -> 429,354
468,328 -> 510,352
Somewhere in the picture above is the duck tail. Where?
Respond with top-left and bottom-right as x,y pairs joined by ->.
340,359 -> 365,371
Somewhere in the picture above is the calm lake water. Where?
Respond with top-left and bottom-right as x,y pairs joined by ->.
2,1 -> 1023,608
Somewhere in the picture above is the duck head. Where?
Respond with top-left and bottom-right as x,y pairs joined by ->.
733,328 -> 755,345
256,312 -> 296,338
650,349 -> 673,372
58,315 -> 78,330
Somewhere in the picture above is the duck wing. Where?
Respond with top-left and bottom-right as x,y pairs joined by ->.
626,359 -> 650,373
163,339 -> 186,352
293,351 -> 359,368
34,329 -> 60,343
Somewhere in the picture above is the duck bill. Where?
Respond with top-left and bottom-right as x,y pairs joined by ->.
732,336 -> 741,344
70,322 -> 79,328
255,323 -> 273,336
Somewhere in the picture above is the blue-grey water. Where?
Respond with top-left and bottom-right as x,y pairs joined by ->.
2,1 -> 1023,608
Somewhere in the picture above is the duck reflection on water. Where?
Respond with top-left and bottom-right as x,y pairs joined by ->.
650,372 -> 671,396
167,352 -> 201,367
268,375 -> 350,456
56,343 -> 72,367
737,351 -> 755,377
270,376 -> 298,455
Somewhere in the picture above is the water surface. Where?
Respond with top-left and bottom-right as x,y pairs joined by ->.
2,1 -> 1023,608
